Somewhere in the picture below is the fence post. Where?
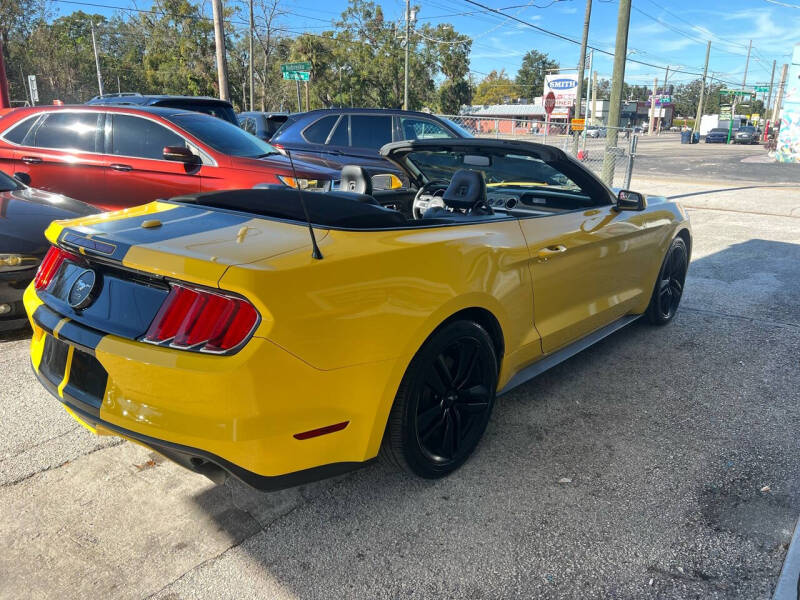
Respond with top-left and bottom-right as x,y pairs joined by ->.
624,133 -> 638,190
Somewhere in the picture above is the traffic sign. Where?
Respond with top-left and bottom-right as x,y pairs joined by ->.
754,86 -> 769,93
282,71 -> 310,81
719,89 -> 753,97
281,62 -> 312,73
719,104 -> 732,120
571,118 -> 585,131
544,91 -> 556,116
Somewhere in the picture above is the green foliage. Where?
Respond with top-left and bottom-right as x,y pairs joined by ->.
515,50 -> 558,98
473,69 -> 518,105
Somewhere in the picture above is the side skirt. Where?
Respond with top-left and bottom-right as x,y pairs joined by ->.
498,314 -> 641,397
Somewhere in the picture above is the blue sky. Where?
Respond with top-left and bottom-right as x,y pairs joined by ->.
55,0 -> 799,90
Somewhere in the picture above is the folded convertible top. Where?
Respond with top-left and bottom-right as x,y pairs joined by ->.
173,188 -> 409,230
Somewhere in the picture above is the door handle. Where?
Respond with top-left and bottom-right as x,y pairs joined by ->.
536,245 -> 567,259
110,163 -> 132,172
21,156 -> 42,165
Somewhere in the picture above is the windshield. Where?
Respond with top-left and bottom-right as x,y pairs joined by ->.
740,126 -> 755,133
405,150 -> 581,192
440,118 -> 474,138
711,128 -> 727,133
0,171 -> 22,192
167,113 -> 279,158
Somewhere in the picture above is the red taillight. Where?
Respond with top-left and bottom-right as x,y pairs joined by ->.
143,284 -> 259,354
34,246 -> 81,290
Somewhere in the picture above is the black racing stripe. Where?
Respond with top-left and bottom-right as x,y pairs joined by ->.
32,360 -> 101,420
32,304 -> 62,335
59,230 -> 132,263
65,349 -> 108,410
58,320 -> 104,353
39,335 -> 69,387
68,206 -> 251,246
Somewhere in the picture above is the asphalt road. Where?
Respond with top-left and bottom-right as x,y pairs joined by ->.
633,133 -> 800,185
1,165 -> 799,599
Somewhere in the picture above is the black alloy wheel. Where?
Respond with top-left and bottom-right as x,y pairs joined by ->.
647,236 -> 688,325
382,320 -> 498,478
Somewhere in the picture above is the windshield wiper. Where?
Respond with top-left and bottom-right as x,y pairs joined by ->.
255,152 -> 280,158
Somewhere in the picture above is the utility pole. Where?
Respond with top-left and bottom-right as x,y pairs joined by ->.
572,0 -> 592,155
648,77 -> 657,135
772,63 -> 788,124
305,80 -> 310,111
90,20 -> 104,96
601,0 -> 631,186
212,0 -> 230,101
766,59 -> 776,115
403,0 -> 411,110
741,39 -> 752,92
248,0 -> 254,111
693,41 -> 711,136
591,70 -> 597,125
584,50 -> 593,122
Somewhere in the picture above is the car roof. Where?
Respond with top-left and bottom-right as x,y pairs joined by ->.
289,108 -> 447,119
88,94 -> 232,106
2,104 -> 205,120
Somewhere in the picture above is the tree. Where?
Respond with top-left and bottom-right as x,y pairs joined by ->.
473,69 -> 518,105
515,50 -> 558,99
418,23 -> 471,113
673,79 -> 724,117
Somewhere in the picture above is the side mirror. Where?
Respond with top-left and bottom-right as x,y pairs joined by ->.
163,146 -> 199,164
13,172 -> 31,186
616,190 -> 645,211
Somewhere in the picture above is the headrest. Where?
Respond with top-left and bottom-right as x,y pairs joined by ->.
340,165 -> 372,195
442,169 -> 486,210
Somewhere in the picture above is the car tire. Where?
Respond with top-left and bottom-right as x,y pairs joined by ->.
646,236 -> 689,326
381,320 -> 498,479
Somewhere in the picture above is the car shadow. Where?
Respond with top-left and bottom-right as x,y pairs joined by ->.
183,239 -> 800,598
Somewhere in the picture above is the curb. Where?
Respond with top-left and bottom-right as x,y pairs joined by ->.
773,515 -> 800,600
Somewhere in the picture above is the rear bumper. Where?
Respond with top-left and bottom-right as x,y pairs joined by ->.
33,364 -> 371,490
0,270 -> 35,332
24,284 -> 402,488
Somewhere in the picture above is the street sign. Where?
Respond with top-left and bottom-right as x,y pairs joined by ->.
27,75 -> 39,104
281,62 -> 312,73
282,71 -> 310,81
571,118 -> 585,131
719,104 -> 732,120
754,86 -> 769,93
719,89 -> 753,97
544,92 -> 556,116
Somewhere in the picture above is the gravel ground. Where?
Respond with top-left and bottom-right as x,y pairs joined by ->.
1,176 -> 798,600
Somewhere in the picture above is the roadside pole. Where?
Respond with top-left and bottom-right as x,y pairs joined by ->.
403,0 -> 410,110
305,80 -> 310,111
248,0 -> 254,111
601,0 -> 632,186
591,70 -> 597,126
648,77 -> 657,135
212,0 -> 230,101
766,59 -> 776,116
741,39 -> 752,93
693,41 -> 711,136
572,0 -> 592,156
295,79 -> 301,112
90,21 -> 104,96
772,63 -> 788,124
580,50 -> 593,155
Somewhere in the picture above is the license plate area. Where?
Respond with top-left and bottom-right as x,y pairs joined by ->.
39,334 -> 108,415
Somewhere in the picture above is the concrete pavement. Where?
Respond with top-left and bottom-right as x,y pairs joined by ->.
1,177 -> 799,599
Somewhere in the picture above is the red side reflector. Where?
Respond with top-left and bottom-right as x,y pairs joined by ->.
34,246 -> 81,290
293,421 -> 349,440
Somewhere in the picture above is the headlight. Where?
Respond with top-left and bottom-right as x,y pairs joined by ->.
0,254 -> 39,272
277,176 -> 329,191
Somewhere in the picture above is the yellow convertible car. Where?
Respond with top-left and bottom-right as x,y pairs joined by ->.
25,139 -> 690,490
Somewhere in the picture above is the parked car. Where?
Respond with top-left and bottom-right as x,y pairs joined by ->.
734,125 -> 759,145
87,93 -> 239,125
0,170 -> 98,331
705,128 -> 729,143
238,111 -> 290,141
25,138 -> 691,490
585,125 -> 606,138
268,108 -> 467,188
0,105 -> 338,211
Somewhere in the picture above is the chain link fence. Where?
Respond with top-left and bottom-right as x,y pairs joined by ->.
439,115 -> 638,189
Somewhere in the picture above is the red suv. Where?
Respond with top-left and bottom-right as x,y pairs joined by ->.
0,105 -> 337,211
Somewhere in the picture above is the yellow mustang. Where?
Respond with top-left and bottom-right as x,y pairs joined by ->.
25,139 -> 690,490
